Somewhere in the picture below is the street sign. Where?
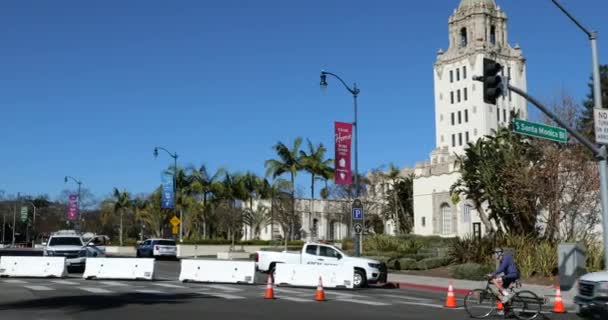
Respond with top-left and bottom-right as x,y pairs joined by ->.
20,207 -> 28,223
352,199 -> 363,220
513,119 -> 568,143
172,225 -> 178,235
170,216 -> 180,227
353,223 -> 363,234
594,108 -> 608,144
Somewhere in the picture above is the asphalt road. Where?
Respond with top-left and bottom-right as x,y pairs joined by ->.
0,259 -> 580,320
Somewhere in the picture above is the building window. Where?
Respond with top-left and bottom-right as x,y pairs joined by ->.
422,217 -> 426,227
450,70 -> 453,83
508,67 -> 512,101
474,128 -> 478,136
460,28 -> 468,47
457,90 -> 461,103
450,91 -> 454,104
441,204 -> 452,235
465,131 -> 469,142
490,25 -> 496,45
457,69 -> 460,81
458,111 -> 462,124
440,135 -> 444,143
463,204 -> 471,224
503,109 -> 507,122
465,109 -> 469,122
440,114 -> 444,121
451,113 -> 455,125
464,88 -> 468,101
452,134 -> 456,147
497,108 -> 500,121
459,133 -> 463,146
463,66 -> 467,79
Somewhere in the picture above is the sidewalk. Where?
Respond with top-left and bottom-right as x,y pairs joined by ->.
387,273 -> 577,311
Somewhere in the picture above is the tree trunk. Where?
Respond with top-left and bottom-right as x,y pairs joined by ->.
310,173 -> 315,240
475,202 -> 494,234
291,173 -> 296,241
119,209 -> 124,246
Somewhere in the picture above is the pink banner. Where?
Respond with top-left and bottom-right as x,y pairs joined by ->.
334,121 -> 353,185
68,194 -> 78,221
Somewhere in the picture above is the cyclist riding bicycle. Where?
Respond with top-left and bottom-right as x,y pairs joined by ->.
488,247 -> 520,304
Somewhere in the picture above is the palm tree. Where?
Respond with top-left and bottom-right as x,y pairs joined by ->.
300,139 -> 333,239
188,165 -> 226,239
241,172 -> 260,239
243,205 -> 270,240
265,137 -> 303,241
112,188 -> 132,246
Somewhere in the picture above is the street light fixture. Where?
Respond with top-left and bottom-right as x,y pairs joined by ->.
319,70 -> 362,257
551,0 -> 608,271
64,176 -> 83,231
153,146 -> 181,241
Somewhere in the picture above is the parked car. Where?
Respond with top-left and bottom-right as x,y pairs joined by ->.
575,270 -> 608,319
43,230 -> 85,270
255,242 -> 387,288
136,239 -> 177,259
72,245 -> 106,271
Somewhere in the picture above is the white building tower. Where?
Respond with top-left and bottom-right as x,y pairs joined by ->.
412,0 -> 528,238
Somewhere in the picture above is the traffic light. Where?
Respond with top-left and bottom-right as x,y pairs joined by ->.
482,58 -> 504,105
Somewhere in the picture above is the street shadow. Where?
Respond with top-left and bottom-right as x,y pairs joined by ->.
0,292 -> 217,314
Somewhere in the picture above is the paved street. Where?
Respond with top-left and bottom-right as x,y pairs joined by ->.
0,260 -> 578,320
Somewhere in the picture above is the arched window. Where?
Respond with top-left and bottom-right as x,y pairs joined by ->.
460,28 -> 468,47
441,204 -> 452,235
490,25 -> 496,45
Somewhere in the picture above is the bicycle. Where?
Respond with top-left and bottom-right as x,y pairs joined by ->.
463,277 -> 543,320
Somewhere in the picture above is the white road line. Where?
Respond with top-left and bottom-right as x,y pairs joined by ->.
136,289 -> 167,294
279,296 -> 313,303
335,298 -> 390,306
98,281 -> 128,287
198,292 -> 246,300
3,279 -> 27,284
81,287 -> 113,294
274,288 -> 311,295
24,285 -> 54,291
393,300 -> 451,309
202,284 -> 243,292
379,293 -> 437,302
51,280 -> 80,285
152,283 -> 187,289
328,291 -> 371,299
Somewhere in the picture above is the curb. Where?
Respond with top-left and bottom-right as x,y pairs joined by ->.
391,282 -> 470,295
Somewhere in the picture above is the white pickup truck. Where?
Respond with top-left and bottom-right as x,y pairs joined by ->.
255,242 -> 387,288
575,270 -> 608,319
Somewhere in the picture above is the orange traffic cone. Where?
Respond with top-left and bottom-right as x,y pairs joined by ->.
315,276 -> 326,301
264,274 -> 275,299
444,282 -> 457,308
497,301 -> 504,310
552,286 -> 565,313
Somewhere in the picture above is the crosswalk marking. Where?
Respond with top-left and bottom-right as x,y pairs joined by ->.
81,287 -> 113,294
136,289 -> 167,294
379,293 -> 436,302
3,279 -> 27,284
275,288 -> 311,295
203,284 -> 243,292
51,280 -> 80,285
335,298 -> 390,306
393,300 -> 452,309
24,285 -> 54,291
279,296 -> 313,303
152,283 -> 187,289
199,292 -> 245,300
98,281 -> 128,287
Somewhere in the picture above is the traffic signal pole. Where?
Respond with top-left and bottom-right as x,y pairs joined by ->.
478,73 -> 608,270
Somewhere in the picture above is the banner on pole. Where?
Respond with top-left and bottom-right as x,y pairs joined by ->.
67,194 -> 78,221
20,207 -> 28,223
161,172 -> 175,209
334,121 -> 353,185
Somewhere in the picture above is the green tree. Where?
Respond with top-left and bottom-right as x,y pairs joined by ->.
112,188 -> 132,246
578,65 -> 608,140
265,137 -> 303,241
381,164 -> 415,234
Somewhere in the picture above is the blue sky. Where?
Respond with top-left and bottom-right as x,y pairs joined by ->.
1,0 -> 607,202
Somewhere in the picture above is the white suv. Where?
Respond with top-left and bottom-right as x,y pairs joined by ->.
43,230 -> 85,270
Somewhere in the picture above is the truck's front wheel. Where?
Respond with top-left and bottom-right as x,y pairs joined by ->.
353,269 -> 367,288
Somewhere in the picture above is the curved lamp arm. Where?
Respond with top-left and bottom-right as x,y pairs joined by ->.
321,71 -> 360,96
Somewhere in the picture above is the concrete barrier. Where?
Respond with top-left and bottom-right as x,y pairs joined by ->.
104,246 -> 137,257
177,245 -> 264,258
83,258 -> 155,280
179,259 -> 255,284
0,256 -> 67,278
274,263 -> 354,289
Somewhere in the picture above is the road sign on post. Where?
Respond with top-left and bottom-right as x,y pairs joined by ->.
20,207 -> 28,223
170,216 -> 180,227
513,119 -> 568,143
594,108 -> 608,144
351,199 -> 364,257
353,223 -> 363,234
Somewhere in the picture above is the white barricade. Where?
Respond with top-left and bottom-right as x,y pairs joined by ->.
274,263 -> 354,289
0,256 -> 67,278
83,258 -> 155,280
179,259 -> 255,284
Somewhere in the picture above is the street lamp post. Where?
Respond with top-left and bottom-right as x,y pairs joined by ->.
64,176 -> 83,231
320,70 -> 363,257
154,147 -> 180,241
551,0 -> 608,270
25,201 -> 37,246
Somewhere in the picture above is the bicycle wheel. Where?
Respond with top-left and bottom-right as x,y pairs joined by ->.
464,289 -> 498,319
510,290 -> 542,320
